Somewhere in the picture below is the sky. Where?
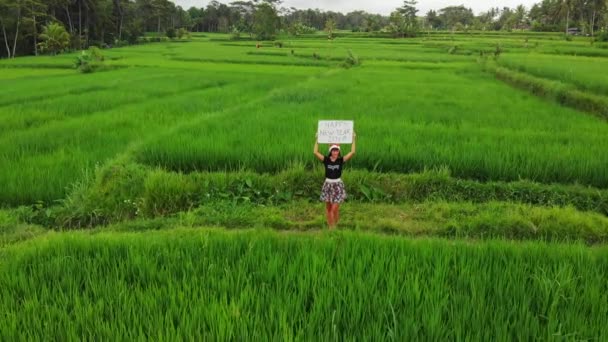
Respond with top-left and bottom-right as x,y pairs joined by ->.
172,0 -> 538,15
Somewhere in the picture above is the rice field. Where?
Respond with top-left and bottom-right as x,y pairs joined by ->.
1,31 -> 608,338
497,53 -> 608,96
1,33 -> 608,205
1,229 -> 607,340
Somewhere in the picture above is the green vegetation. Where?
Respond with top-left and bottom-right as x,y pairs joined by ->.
2,33 -> 608,207
1,229 -> 607,339
37,22 -> 70,55
1,24 -> 608,339
498,54 -> 608,96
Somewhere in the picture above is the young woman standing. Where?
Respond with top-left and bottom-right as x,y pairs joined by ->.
314,132 -> 356,229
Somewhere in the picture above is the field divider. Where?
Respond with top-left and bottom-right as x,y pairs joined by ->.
45,161 -> 608,231
484,62 -> 608,120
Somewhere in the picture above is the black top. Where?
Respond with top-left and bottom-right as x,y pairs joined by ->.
323,156 -> 344,179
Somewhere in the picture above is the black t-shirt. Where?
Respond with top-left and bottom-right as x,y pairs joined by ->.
323,156 -> 344,179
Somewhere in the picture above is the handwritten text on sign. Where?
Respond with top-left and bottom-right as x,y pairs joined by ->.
318,120 -> 354,144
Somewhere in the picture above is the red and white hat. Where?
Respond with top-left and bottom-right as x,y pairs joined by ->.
329,144 -> 341,152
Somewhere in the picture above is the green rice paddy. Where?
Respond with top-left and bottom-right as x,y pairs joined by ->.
1,33 -> 608,204
1,229 -> 607,340
1,31 -> 607,338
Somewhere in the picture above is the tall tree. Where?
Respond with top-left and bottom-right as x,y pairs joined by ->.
253,2 -> 279,40
582,0 -> 606,36
438,6 -> 474,31
556,0 -> 573,33
425,10 -> 441,29
514,5 -> 528,29
0,0 -> 45,58
388,0 -> 419,37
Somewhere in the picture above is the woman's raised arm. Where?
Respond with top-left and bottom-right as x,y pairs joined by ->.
344,132 -> 356,162
314,134 -> 325,161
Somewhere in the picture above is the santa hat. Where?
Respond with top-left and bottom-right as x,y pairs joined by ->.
329,144 -> 341,152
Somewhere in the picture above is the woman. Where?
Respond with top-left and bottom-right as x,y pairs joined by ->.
314,132 -> 356,229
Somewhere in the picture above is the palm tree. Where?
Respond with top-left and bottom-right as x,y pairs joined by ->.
38,22 -> 70,55
514,5 -> 527,29
556,0 -> 572,34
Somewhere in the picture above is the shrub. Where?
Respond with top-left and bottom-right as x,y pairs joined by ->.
113,39 -> 129,47
74,51 -> 94,73
88,46 -> 104,61
38,22 -> 70,55
230,27 -> 241,40
177,28 -> 190,39
166,28 -> 176,39
342,49 -> 360,69
73,46 -> 105,74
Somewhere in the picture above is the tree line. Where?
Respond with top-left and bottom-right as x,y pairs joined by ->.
2,0 -> 608,58
425,1 -> 608,34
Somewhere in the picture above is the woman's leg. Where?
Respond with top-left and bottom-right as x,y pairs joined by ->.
331,204 -> 340,226
325,202 -> 333,227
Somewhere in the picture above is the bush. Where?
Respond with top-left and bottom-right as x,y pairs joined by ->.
57,162 -> 147,227
137,36 -> 169,44
597,31 -> 608,42
73,46 -> 104,74
493,43 -> 503,59
288,22 -> 317,36
113,39 -> 129,47
273,41 -> 284,48
177,28 -> 190,39
229,27 -> 241,40
88,46 -> 104,61
166,28 -> 176,39
123,23 -> 144,45
74,51 -> 94,73
38,22 -> 70,55
342,49 -> 360,69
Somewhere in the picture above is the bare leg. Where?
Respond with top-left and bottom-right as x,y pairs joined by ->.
331,204 -> 340,227
325,202 -> 333,228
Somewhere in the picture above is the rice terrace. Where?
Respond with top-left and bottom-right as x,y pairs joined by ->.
1,0 -> 608,339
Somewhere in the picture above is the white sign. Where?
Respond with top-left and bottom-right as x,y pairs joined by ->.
317,120 -> 354,144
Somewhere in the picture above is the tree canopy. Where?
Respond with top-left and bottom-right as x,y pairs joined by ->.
1,0 -> 607,58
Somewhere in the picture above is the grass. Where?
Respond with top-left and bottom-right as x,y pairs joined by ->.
488,64 -> 608,118
1,34 -> 608,206
96,200 -> 608,244
1,31 -> 608,339
0,63 -> 323,204
134,62 -> 608,188
498,53 -> 608,96
46,162 -> 608,228
8,197 -> 608,245
1,229 -> 606,339
0,209 -> 46,247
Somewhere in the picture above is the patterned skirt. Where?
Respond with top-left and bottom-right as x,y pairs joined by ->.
320,180 -> 347,204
